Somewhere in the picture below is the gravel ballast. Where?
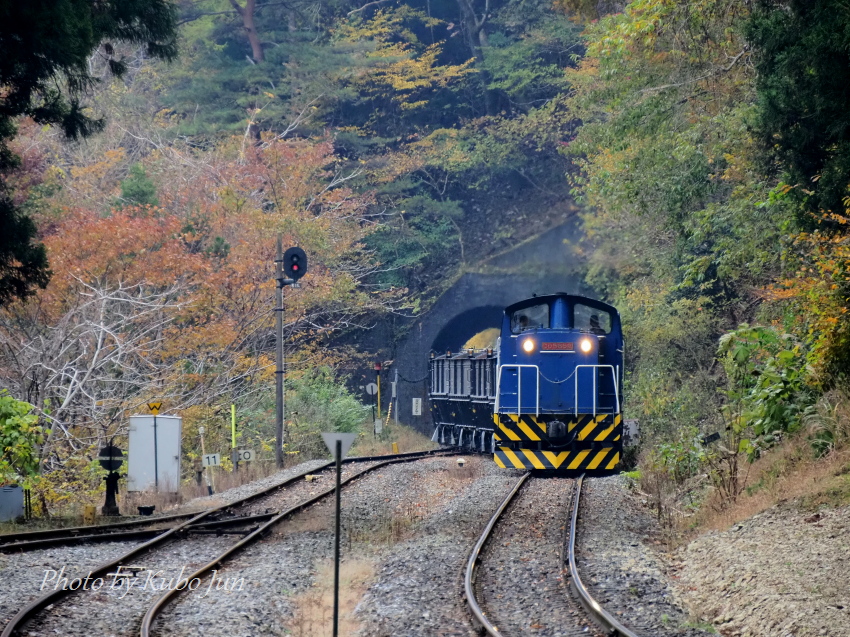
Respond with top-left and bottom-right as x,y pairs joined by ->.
0,458 -> 379,636
476,476 -> 603,637
151,455 -> 522,637
577,476 -> 713,637
353,457 -> 522,636
9,456 -> 817,636
21,535 -> 238,637
0,541 -> 137,626
673,503 -> 850,637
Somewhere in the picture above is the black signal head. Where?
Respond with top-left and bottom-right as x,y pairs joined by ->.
283,246 -> 308,280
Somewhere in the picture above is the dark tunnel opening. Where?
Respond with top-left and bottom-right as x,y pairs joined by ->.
430,305 -> 504,353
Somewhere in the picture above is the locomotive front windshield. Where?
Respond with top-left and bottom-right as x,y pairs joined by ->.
510,299 -> 613,334
574,303 -> 612,334
510,303 -> 549,333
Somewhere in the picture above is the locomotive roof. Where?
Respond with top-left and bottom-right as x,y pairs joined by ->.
503,293 -> 618,316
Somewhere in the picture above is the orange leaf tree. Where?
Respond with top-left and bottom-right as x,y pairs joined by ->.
0,133 -> 404,484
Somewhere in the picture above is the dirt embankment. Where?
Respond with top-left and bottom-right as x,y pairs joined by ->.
666,442 -> 850,637
672,503 -> 850,637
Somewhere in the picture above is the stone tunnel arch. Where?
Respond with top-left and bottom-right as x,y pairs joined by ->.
430,305 -> 503,354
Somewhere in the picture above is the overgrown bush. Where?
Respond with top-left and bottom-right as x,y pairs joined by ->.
0,391 -> 44,487
655,427 -> 707,485
702,324 -> 814,504
719,324 -> 813,459
805,389 -> 850,457
286,368 -> 370,459
639,427 -> 707,525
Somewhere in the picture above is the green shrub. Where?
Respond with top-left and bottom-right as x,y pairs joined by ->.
719,324 -> 813,459
0,390 -> 45,486
286,368 -> 369,459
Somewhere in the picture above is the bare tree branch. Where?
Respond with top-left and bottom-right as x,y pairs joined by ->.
348,0 -> 394,16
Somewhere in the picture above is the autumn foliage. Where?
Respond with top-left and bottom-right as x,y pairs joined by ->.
771,210 -> 850,383
0,131 -> 400,509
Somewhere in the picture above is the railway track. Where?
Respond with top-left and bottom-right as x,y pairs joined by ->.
1,449 -> 453,637
465,473 -> 641,637
0,450 -> 438,553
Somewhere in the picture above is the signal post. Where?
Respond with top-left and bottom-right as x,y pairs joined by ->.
274,241 -> 308,468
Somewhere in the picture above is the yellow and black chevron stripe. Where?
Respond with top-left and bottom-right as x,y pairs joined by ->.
494,446 -> 620,471
493,413 -> 622,443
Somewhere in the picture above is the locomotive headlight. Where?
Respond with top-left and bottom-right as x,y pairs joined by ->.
522,339 -> 536,353
579,337 -> 593,353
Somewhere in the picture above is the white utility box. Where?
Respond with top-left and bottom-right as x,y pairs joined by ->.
128,415 -> 182,492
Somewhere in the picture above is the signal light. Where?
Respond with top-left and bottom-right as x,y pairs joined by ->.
283,247 -> 307,281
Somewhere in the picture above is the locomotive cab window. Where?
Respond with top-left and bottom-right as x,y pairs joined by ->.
574,304 -> 611,335
510,303 -> 549,334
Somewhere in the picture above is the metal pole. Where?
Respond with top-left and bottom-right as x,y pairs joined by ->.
376,367 -> 382,419
275,236 -> 285,469
153,414 -> 158,492
394,367 -> 399,430
333,439 -> 342,637
231,404 -> 238,472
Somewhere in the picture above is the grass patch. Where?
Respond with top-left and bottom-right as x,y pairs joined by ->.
288,558 -> 374,636
349,422 -> 437,457
680,620 -> 718,633
679,390 -> 850,534
688,435 -> 850,533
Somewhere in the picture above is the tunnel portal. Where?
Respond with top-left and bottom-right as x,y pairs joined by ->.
430,306 -> 503,354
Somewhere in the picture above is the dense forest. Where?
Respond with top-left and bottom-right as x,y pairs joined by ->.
0,0 -> 848,513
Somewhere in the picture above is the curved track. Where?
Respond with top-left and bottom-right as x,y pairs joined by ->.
464,472 -> 531,633
465,473 -> 641,637
1,450 -> 452,637
568,475 -> 640,637
0,450 -> 438,553
139,452 -> 444,636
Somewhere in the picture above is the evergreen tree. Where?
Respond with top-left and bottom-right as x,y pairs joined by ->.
748,0 -> 850,216
0,0 -> 178,304
119,164 -> 159,207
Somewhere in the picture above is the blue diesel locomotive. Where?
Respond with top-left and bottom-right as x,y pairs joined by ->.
429,293 -> 624,472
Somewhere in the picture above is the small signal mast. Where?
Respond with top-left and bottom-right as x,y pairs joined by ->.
274,239 -> 308,468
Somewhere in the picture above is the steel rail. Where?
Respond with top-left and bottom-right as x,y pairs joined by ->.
139,452 -> 456,636
567,474 -> 641,637
0,449 -> 446,549
1,449 -> 451,637
0,513 -> 280,552
0,512 -> 199,545
463,471 -> 531,636
0,507 -> 219,637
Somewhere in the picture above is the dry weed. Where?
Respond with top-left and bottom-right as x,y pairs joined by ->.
345,503 -> 424,547
274,509 -> 334,537
288,558 -> 374,637
349,423 -> 438,457
117,425 -> 434,518
119,460 -> 282,516
806,389 -> 850,455
689,436 -> 850,533
122,489 -> 183,516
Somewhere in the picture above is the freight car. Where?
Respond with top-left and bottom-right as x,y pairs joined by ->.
429,293 -> 624,472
